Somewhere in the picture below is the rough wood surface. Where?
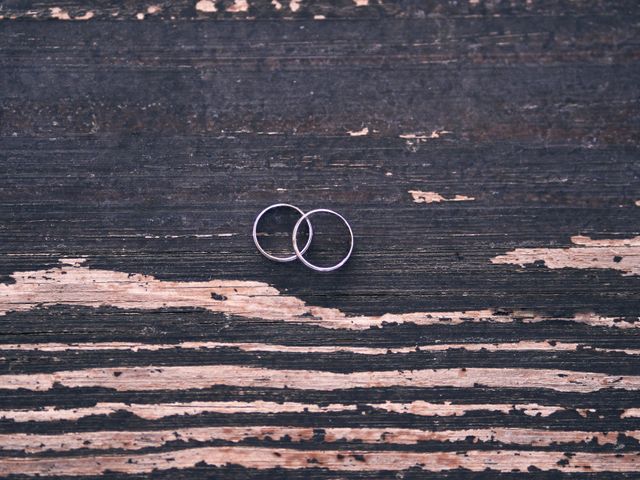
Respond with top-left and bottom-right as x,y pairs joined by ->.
0,0 -> 639,478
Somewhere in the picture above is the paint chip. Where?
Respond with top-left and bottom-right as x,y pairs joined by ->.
196,0 -> 218,12
347,127 -> 369,137
491,235 -> 640,276
289,0 -> 301,12
354,0 -> 368,5
59,258 -> 88,267
227,0 -> 249,12
50,7 -> 71,20
409,191 -> 475,204
272,0 -> 283,9
136,12 -> 145,19
399,130 -> 451,140
147,5 -> 162,14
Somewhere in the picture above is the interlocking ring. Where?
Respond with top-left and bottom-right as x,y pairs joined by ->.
252,203 -> 314,263
292,208 -> 354,272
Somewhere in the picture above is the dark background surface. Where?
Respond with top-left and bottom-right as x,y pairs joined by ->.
0,0 -> 639,478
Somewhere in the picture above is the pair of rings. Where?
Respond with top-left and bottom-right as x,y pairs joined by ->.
252,203 -> 354,272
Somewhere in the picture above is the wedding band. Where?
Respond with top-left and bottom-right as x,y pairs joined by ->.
253,203 -> 313,262
292,208 -> 354,272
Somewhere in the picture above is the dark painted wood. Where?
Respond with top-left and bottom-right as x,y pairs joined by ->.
0,1 -> 639,478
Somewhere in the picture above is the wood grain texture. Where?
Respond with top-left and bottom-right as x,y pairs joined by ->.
1,0 -> 639,478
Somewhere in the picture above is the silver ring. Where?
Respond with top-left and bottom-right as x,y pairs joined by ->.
292,209 -> 354,272
253,203 -> 313,263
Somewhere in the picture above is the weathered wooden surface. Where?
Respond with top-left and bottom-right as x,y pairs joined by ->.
1,0 -> 639,478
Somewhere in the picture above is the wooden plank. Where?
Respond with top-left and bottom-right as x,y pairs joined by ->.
0,1 -> 639,478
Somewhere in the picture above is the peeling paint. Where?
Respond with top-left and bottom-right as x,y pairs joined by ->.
622,408 -> 640,418
399,130 -> 451,140
74,11 -> 94,20
347,127 -> 369,136
2,427 -> 636,453
320,427 -> 640,447
491,235 -> 640,276
0,401 -> 355,422
227,0 -> 249,13
0,448 -> 637,475
59,257 -> 88,266
2,365 -> 639,393
0,427 -> 315,453
370,400 -> 567,418
409,190 -> 475,203
0,261 -> 637,330
196,0 -> 218,12
2,340 -> 637,355
0,400 -> 568,423
49,7 -> 71,20
571,235 -> 640,247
